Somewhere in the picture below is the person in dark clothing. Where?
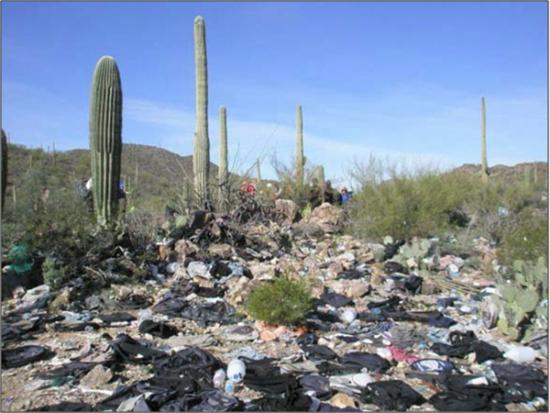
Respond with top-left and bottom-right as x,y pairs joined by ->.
323,180 -> 336,204
309,178 -> 323,208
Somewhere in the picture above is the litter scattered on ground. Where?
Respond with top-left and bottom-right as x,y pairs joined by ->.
1,202 -> 547,411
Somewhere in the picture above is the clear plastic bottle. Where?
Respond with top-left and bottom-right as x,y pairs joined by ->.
213,369 -> 226,389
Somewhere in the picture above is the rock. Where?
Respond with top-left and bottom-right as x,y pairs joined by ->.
327,262 -> 344,279
223,325 -> 259,341
308,203 -> 344,233
80,365 -> 113,388
193,277 -> 215,289
158,244 -> 175,261
329,393 -> 357,409
248,262 -> 276,279
255,321 -> 294,342
16,285 -> 52,313
166,334 -> 217,348
48,288 -> 71,312
420,278 -> 440,295
187,261 -> 210,279
113,285 -> 132,300
174,239 -> 199,262
291,222 -> 325,238
275,199 -> 300,224
208,244 -> 234,259
225,277 -> 254,307
332,280 -> 371,299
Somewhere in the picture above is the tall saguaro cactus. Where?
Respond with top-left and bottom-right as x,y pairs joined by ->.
256,159 -> 262,182
480,97 -> 489,184
295,105 -> 305,189
1,129 -> 7,214
218,106 -> 228,197
318,164 -> 325,197
194,16 -> 210,207
89,56 -> 123,227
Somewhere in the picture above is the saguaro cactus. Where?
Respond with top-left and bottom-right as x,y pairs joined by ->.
1,129 -> 7,213
89,56 -> 123,227
194,16 -> 210,207
295,105 -> 305,188
480,97 -> 489,184
256,159 -> 262,182
318,165 -> 325,195
218,106 -> 228,197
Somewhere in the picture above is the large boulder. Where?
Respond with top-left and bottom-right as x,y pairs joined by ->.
275,199 -> 300,224
308,202 -> 344,233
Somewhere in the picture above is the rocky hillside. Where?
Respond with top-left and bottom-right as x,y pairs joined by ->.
4,143 -> 220,212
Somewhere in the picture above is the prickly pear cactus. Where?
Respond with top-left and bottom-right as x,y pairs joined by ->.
496,257 -> 548,341
193,16 -> 210,207
89,56 -> 123,227
394,237 -> 431,267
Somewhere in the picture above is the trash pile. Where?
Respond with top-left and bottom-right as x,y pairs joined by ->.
1,201 -> 548,411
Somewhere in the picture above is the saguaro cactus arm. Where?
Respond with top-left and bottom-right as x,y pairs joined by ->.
218,106 -> 228,187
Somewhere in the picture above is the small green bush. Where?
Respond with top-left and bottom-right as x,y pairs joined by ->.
42,257 -> 70,291
246,275 -> 313,325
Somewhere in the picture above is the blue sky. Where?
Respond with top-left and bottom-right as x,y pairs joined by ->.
2,2 -> 547,183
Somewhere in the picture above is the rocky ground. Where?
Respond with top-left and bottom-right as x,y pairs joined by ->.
1,202 -> 548,412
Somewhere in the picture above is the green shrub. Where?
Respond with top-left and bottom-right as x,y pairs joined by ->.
348,156 -> 548,244
246,275 -> 313,325
497,208 -> 548,266
42,257 -> 70,290
349,158 -> 472,241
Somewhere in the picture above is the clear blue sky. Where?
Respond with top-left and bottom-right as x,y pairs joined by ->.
2,2 -> 547,182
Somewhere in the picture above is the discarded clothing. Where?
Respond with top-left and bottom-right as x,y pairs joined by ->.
189,390 -> 242,411
151,295 -> 187,316
367,296 -> 401,311
384,260 -> 408,274
410,359 -> 454,374
301,345 -> 339,362
139,320 -> 178,339
180,301 -> 241,326
341,352 -> 391,373
98,312 -> 136,324
431,331 -> 502,363
429,390 -> 506,411
242,357 -> 298,395
246,390 -> 312,411
30,402 -> 94,411
361,380 -> 425,411
153,347 -> 222,390
320,291 -> 352,308
37,362 -> 97,381
491,362 -> 548,402
300,374 -> 331,399
2,345 -> 54,369
297,333 -> 318,346
109,334 -> 167,364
